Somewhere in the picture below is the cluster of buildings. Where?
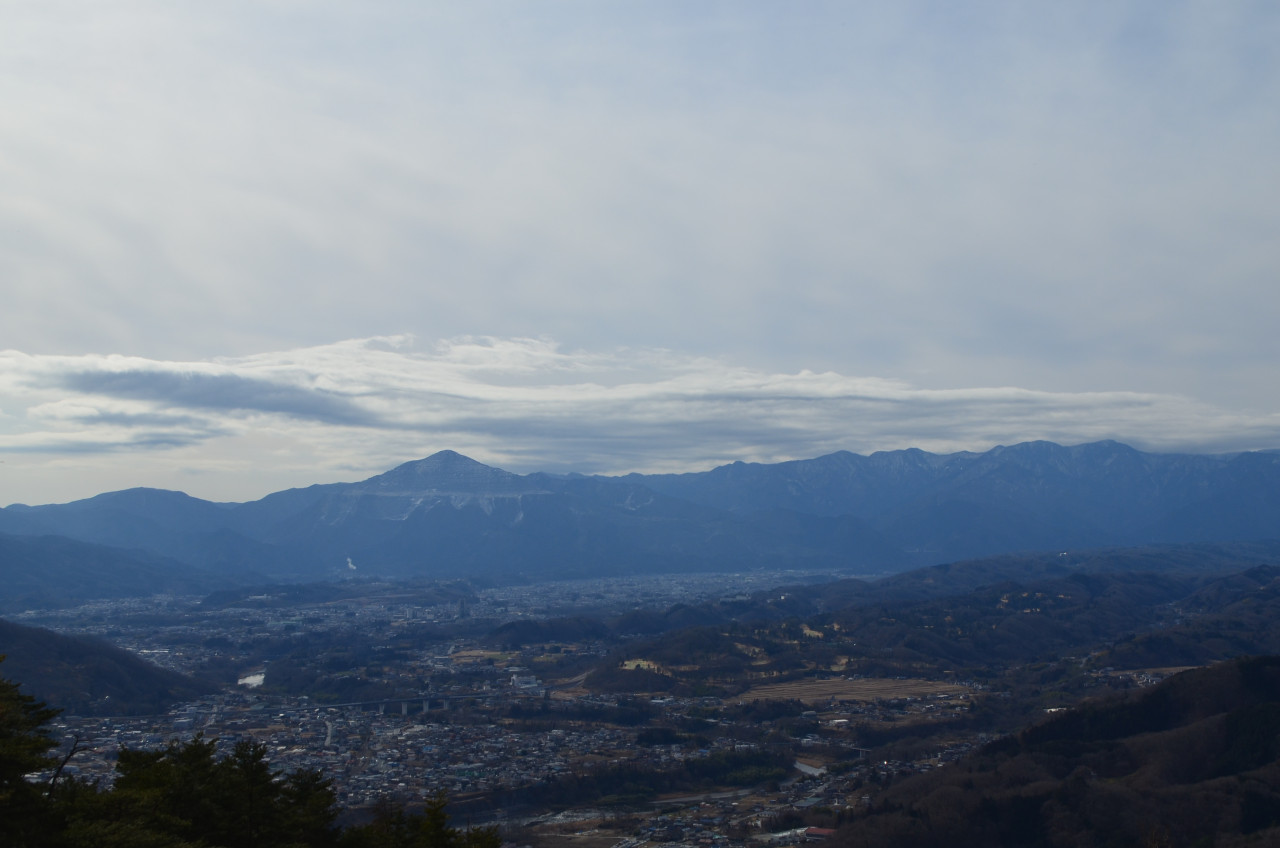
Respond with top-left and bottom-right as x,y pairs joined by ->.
24,571 -> 988,846
47,670 -> 981,839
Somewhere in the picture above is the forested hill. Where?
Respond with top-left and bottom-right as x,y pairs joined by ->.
549,558 -> 1280,705
485,541 -> 1280,653
0,619 -> 213,716
832,656 -> 1280,847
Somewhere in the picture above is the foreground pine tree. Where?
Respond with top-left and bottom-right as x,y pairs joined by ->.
0,655 -> 60,847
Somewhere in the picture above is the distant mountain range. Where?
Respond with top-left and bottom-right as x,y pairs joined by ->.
1,441 -> 1278,606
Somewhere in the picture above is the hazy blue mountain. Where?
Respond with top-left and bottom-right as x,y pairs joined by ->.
0,442 -> 1277,592
0,488 -> 286,577
623,440 -> 1280,561
0,487 -> 234,545
618,446 -> 964,517
0,532 -> 225,613
245,454 -> 901,579
626,439 -> 1215,519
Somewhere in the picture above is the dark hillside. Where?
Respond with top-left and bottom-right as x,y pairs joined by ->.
0,619 -> 214,716
832,657 -> 1280,848
1099,565 -> 1280,669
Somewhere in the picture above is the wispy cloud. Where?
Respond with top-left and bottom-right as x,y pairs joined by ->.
56,369 -> 380,427
2,336 -> 1277,504
1,3 -> 1277,413
1,4 -> 1278,504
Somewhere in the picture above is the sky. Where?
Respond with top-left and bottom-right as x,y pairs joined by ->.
2,1 -> 1279,505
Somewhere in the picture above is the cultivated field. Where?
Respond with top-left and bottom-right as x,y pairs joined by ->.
738,677 -> 971,704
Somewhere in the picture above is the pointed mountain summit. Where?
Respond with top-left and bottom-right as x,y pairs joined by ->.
356,450 -> 549,496
2,440 -> 1279,588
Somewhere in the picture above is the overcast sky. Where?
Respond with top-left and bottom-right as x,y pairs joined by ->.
2,2 -> 1279,505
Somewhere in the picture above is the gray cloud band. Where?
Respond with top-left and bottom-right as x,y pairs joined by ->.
3,340 -> 1277,474
57,370 -> 382,428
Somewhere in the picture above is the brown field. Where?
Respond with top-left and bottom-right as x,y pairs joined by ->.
738,677 -> 971,704
448,649 -> 512,665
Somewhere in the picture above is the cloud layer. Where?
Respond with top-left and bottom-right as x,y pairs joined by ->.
1,5 -> 1277,502
2,4 -> 1278,407
3,336 -> 1277,505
